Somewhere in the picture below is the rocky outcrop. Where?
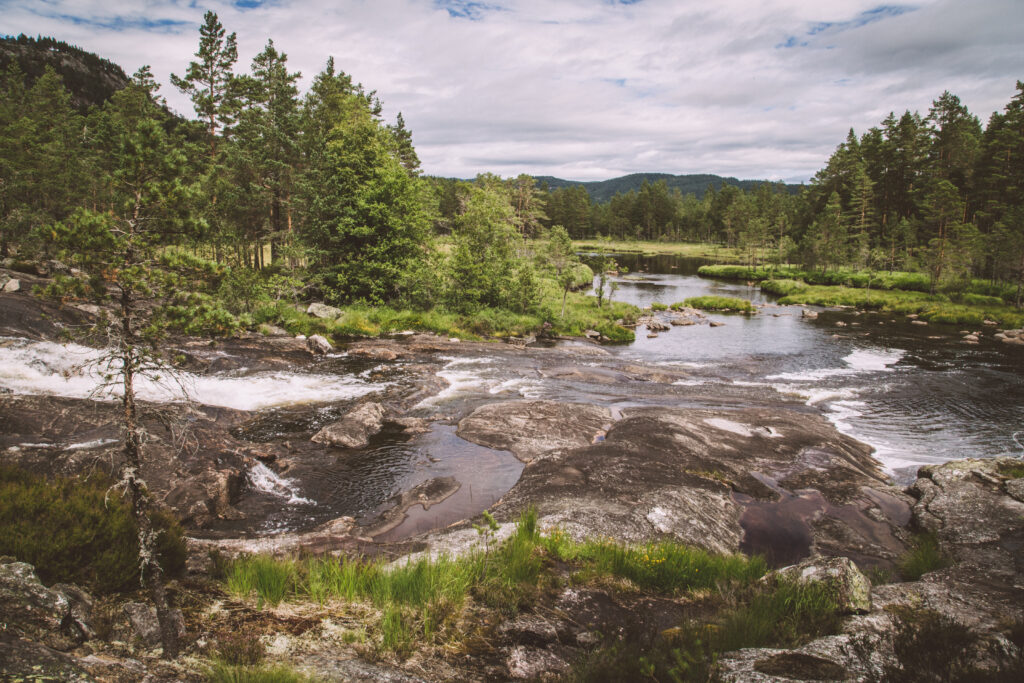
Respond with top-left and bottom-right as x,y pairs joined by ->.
312,401 -> 387,449
306,302 -> 342,319
768,556 -> 872,614
306,333 -> 333,354
0,560 -> 91,650
458,402 -> 909,567
456,400 -> 611,463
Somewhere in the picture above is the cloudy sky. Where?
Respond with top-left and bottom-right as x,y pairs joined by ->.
3,0 -> 1022,182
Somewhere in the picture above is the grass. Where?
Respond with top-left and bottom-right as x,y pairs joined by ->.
679,295 -> 755,313
541,531 -> 767,594
0,466 -> 186,594
765,283 -> 1024,328
998,461 -> 1024,479
573,239 -> 744,261
222,509 -> 778,660
206,663 -> 318,683
898,532 -> 951,581
568,580 -> 842,682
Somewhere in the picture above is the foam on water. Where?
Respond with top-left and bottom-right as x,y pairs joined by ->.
0,337 -> 381,410
418,356 -> 541,407
247,462 -> 313,505
767,348 -> 904,382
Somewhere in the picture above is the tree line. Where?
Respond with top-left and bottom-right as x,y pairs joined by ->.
466,86 -> 1022,298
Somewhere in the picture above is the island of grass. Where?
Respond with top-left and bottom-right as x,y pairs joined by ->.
760,280 -> 1024,328
676,295 -> 755,313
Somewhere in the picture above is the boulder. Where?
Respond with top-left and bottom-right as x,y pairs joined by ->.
122,602 -> 186,648
0,560 -> 88,650
2,278 -> 20,293
306,302 -> 342,319
312,402 -> 387,449
801,309 -> 819,319
307,334 -> 333,354
768,556 -> 872,614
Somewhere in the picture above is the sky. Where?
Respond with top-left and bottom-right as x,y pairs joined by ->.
2,0 -> 1022,183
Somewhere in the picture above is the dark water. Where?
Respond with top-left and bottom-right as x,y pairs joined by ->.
603,254 -> 1024,482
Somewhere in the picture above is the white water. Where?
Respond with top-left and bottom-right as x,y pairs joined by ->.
247,461 -> 313,505
416,356 -> 544,407
0,337 -> 382,410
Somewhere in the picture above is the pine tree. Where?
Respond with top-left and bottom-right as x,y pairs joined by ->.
170,10 -> 239,158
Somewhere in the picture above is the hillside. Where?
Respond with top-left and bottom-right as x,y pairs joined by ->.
535,172 -> 802,202
0,34 -> 129,109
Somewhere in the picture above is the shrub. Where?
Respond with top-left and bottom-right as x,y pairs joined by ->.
0,466 -> 186,593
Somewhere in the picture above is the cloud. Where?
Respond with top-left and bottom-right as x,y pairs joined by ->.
2,0 -> 1021,182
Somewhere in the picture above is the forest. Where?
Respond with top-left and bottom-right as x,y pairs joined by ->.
2,13 -> 1023,344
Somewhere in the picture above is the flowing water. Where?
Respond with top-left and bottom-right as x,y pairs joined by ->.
2,255 -> 1022,538
600,254 -> 1024,482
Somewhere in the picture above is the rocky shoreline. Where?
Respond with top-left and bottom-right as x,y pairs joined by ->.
2,288 -> 1023,681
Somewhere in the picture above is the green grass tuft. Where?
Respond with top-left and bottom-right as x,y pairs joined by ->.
682,295 -> 755,313
898,532 -> 951,581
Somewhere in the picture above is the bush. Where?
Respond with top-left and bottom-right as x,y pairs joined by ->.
0,466 -> 186,593
206,662 -> 316,683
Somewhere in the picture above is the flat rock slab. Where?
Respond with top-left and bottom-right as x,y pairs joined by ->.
456,400 -> 611,463
458,401 -> 907,565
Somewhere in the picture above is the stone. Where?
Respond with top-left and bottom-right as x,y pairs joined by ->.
0,560 -> 85,650
312,402 -> 387,449
769,556 -> 872,614
456,401 -> 611,463
963,334 -> 979,343
2,278 -> 20,293
497,614 -> 560,645
911,320 -> 928,326
306,302 -> 342,319
123,602 -> 186,648
801,309 -> 819,319
307,334 -> 333,354
394,417 -> 431,434
710,321 -> 725,327
583,329 -> 600,339
835,321 -> 848,327
506,646 -> 570,679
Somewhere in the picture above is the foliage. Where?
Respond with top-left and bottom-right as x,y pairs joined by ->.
206,662 -> 318,683
898,532 -> 951,581
681,296 -> 754,313
0,466 -> 186,594
542,532 -> 767,594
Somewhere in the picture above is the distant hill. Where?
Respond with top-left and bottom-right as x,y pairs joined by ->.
0,34 -> 130,110
534,172 -> 802,203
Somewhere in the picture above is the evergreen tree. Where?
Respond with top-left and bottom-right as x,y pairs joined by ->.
170,11 -> 239,158
42,74 -> 201,660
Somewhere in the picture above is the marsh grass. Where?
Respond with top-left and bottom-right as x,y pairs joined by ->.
540,532 -> 767,594
898,532 -> 951,581
680,296 -> 755,313
206,662 -> 317,683
767,284 -> 1024,328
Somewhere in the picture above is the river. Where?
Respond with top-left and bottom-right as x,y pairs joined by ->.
2,254 -> 1023,538
600,253 -> 1024,482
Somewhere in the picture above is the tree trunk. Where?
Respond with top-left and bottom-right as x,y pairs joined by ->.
120,236 -> 179,660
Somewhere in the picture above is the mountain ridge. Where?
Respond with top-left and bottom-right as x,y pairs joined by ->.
534,172 -> 803,202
